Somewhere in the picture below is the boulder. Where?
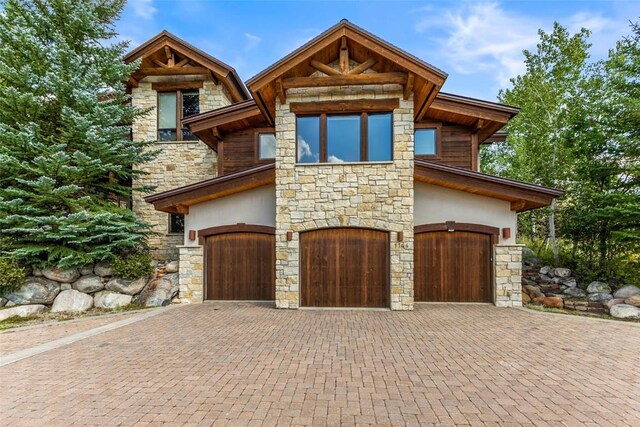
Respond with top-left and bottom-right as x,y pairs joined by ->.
165,260 -> 179,273
563,287 -> 586,298
624,295 -> 640,307
31,267 -> 43,277
51,290 -> 93,313
164,273 -> 179,287
60,283 -> 72,291
72,275 -> 104,294
136,277 -> 178,307
543,296 -> 564,309
522,247 -> 536,259
94,291 -> 132,309
539,266 -> 552,276
524,284 -> 544,299
552,268 -> 571,278
0,297 -> 6,307
94,262 -> 113,277
79,264 -> 94,276
522,293 -> 531,304
613,285 -> 640,299
609,304 -> 640,320
587,292 -> 613,302
603,298 -> 626,310
532,296 -> 546,305
5,278 -> 60,305
105,277 -> 148,296
41,267 -> 80,283
562,278 -> 577,288
0,304 -> 47,322
586,281 -> 611,294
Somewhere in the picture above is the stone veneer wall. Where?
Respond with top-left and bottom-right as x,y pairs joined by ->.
275,85 -> 414,310
178,245 -> 204,303
494,244 -> 523,307
131,80 -> 231,261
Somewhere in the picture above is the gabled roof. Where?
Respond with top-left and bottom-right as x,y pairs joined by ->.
124,30 -> 249,102
146,160 -> 562,214
414,160 -> 563,212
245,19 -> 448,125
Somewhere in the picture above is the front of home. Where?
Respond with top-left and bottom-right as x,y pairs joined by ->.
128,20 -> 562,310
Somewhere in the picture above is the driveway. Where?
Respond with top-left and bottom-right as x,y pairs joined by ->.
0,303 -> 638,426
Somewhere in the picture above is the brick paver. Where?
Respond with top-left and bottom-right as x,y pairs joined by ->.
0,303 -> 638,426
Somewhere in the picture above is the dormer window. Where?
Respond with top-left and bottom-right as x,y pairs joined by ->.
296,112 -> 393,163
158,90 -> 200,141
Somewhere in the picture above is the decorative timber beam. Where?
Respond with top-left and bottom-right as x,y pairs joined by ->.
339,36 -> 350,73
349,58 -> 376,75
275,78 -> 286,104
403,73 -> 414,100
139,66 -> 209,76
282,72 -> 407,89
309,59 -> 341,76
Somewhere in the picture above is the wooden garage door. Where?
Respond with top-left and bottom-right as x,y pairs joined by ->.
204,226 -> 275,301
300,228 -> 389,308
415,227 -> 493,302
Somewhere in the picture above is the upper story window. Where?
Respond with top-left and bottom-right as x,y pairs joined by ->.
415,126 -> 440,156
158,90 -> 200,142
296,112 -> 393,163
258,133 -> 276,160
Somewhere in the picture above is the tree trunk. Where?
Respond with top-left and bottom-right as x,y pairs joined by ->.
548,199 -> 558,262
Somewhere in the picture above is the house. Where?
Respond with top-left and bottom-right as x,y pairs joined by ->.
127,20 -> 563,310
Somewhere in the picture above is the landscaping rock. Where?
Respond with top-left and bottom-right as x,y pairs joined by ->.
72,275 -> 104,294
94,291 -> 132,309
613,285 -> 640,299
165,261 -> 179,273
31,267 -> 43,276
553,268 -> 571,278
603,298 -> 626,310
609,304 -> 640,320
136,277 -> 177,307
524,284 -> 544,299
60,283 -> 72,291
624,295 -> 640,307
532,296 -> 546,305
522,293 -> 531,304
41,267 -> 80,283
94,262 -> 113,277
539,266 -> 552,276
562,278 -> 577,288
0,297 -> 6,307
0,304 -> 47,322
51,290 -> 93,313
5,278 -> 60,305
563,287 -> 586,298
106,277 -> 148,296
522,247 -> 536,259
543,296 -> 564,309
79,264 -> 94,276
5,301 -> 15,307
586,281 -> 611,294
587,292 -> 613,302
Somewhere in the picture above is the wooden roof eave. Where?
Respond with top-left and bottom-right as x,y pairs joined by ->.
145,163 -> 275,214
414,160 -> 563,212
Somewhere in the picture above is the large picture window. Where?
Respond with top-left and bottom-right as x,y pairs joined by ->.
158,90 -> 200,141
296,112 -> 392,163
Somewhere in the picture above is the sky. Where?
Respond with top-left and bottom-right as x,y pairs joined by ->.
116,0 -> 640,102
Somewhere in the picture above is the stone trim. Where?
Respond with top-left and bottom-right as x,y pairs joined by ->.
178,245 -> 204,304
494,244 -> 523,307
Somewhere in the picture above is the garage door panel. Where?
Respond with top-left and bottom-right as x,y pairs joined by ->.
205,231 -> 275,301
415,229 -> 492,302
301,228 -> 389,308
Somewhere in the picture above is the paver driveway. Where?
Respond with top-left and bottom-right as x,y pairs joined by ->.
0,303 -> 639,426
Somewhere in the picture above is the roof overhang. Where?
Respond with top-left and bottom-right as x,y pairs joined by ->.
414,160 -> 563,212
245,19 -> 448,125
145,163 -> 275,214
124,30 -> 249,103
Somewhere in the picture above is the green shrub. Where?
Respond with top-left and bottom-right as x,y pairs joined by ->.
112,252 -> 154,280
0,258 -> 26,295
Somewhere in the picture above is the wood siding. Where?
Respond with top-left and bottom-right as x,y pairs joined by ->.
416,124 -> 472,169
220,129 -> 274,175
300,228 -> 389,307
205,230 -> 275,300
414,230 -> 492,302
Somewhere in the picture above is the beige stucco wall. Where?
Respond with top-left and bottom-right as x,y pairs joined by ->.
183,185 -> 276,246
275,83 -> 415,310
414,182 -> 517,244
131,80 -> 231,261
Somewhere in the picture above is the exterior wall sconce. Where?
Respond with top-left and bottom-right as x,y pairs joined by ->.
188,230 -> 196,241
397,231 -> 403,242
502,228 -> 511,239
286,231 -> 293,241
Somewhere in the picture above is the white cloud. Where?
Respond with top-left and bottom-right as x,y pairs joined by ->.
297,137 -> 318,162
244,33 -> 262,51
130,0 -> 157,20
328,155 -> 344,163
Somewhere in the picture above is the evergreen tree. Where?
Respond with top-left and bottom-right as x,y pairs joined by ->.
0,0 -> 155,268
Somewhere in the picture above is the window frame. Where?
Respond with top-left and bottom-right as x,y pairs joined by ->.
295,111 -> 394,164
414,122 -> 442,159
168,213 -> 185,235
156,89 -> 200,142
254,129 -> 277,162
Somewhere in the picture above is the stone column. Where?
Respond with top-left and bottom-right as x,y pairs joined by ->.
178,245 -> 204,304
494,244 -> 523,307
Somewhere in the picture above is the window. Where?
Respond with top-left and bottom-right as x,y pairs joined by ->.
158,90 -> 200,141
258,133 -> 276,159
296,112 -> 392,163
415,128 -> 438,156
169,214 -> 184,234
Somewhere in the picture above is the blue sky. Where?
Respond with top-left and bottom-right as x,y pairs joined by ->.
116,0 -> 640,101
